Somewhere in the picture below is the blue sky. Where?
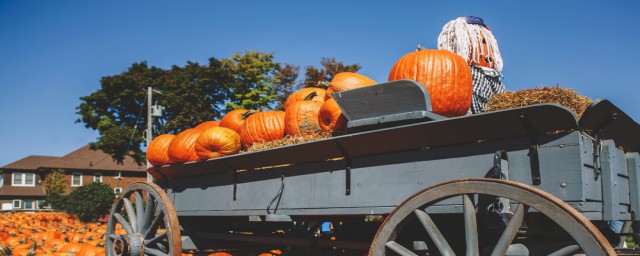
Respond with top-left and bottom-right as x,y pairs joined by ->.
0,1 -> 638,166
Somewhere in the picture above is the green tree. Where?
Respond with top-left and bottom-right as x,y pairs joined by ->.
43,169 -> 66,194
302,57 -> 362,87
224,51 -> 280,111
64,182 -> 115,222
77,51 -> 361,164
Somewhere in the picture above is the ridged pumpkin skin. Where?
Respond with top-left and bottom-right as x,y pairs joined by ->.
318,97 -> 347,133
285,100 -> 323,136
195,120 -> 220,130
146,134 -> 176,167
240,110 -> 285,148
195,127 -> 242,160
167,128 -> 204,163
327,72 -> 376,98
219,109 -> 249,134
284,88 -> 326,110
388,49 -> 472,117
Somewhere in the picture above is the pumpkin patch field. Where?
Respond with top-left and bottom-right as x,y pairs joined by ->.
0,211 -> 108,256
0,211 -> 285,256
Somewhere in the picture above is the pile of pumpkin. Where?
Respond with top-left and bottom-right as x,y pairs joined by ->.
0,211 -> 113,256
147,48 -> 474,167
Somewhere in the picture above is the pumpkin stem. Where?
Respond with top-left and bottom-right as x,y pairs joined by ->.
242,109 -> 258,120
312,81 -> 330,89
304,91 -> 318,101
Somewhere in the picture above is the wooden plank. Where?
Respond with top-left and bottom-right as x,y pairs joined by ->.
627,153 -> 640,220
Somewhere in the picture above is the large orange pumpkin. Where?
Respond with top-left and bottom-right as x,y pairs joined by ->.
284,88 -> 326,110
195,127 -> 242,160
327,72 -> 376,99
146,134 -> 176,166
240,110 -> 285,148
285,93 -> 323,136
219,109 -> 251,134
388,49 -> 472,117
195,120 -> 220,130
167,128 -> 204,163
318,97 -> 347,133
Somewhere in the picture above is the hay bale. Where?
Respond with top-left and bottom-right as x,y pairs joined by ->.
243,133 -> 331,153
484,87 -> 592,119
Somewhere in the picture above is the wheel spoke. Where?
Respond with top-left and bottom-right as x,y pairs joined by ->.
414,209 -> 455,256
145,247 -> 168,256
114,212 -> 134,234
547,245 -> 580,256
145,210 -> 164,239
463,194 -> 479,256
143,194 -> 156,232
108,234 -> 118,240
123,197 -> 138,233
135,191 -> 145,232
491,202 -> 526,256
145,232 -> 168,246
385,241 -> 418,256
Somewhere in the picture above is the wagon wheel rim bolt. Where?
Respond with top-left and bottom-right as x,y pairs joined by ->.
106,182 -> 181,256
369,178 -> 615,256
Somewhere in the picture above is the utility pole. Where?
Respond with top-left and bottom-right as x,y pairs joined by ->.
146,86 -> 153,182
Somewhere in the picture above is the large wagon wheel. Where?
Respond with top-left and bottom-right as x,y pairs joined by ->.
106,182 -> 182,256
369,178 -> 615,256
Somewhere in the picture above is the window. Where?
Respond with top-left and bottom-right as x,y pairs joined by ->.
71,173 -> 83,187
12,200 -> 21,209
37,200 -> 45,209
114,187 -> 123,194
93,173 -> 103,183
12,173 -> 36,186
24,199 -> 34,210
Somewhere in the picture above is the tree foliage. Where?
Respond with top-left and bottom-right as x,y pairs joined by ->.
77,51 -> 361,164
43,169 -> 66,194
48,182 -> 115,222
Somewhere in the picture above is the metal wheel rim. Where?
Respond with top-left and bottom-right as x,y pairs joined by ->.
369,178 -> 615,256
106,182 -> 182,256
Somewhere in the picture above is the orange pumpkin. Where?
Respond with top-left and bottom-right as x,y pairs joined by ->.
195,127 -> 242,160
195,120 -> 220,130
219,109 -> 250,134
167,128 -> 204,163
284,88 -> 326,110
146,134 -> 177,166
285,93 -> 323,136
388,49 -> 472,117
240,110 -> 285,148
327,72 -> 376,99
318,97 -> 347,133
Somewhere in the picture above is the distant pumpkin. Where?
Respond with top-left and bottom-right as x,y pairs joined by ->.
167,128 -> 204,163
195,127 -> 242,160
146,134 -> 176,167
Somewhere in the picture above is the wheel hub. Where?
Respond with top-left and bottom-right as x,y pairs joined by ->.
112,234 -> 144,256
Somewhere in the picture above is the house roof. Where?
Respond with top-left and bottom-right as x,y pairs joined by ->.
0,145 -> 145,173
0,185 -> 47,197
1,156 -> 60,170
47,145 -> 145,172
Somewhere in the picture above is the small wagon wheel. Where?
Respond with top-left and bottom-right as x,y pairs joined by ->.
106,182 -> 182,256
369,178 -> 615,256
